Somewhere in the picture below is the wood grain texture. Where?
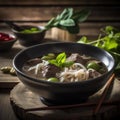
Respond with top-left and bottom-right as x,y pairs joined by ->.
0,6 -> 120,22
0,89 -> 19,120
0,0 -> 120,5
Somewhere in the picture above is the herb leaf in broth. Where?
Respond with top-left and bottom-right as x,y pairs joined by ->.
48,52 -> 74,68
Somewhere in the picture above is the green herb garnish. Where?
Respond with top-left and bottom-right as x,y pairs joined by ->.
48,52 -> 74,68
21,27 -> 41,33
77,25 -> 120,76
47,77 -> 59,82
41,53 -> 55,60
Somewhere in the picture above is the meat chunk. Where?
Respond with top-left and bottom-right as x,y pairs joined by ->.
26,58 -> 42,66
66,53 -> 87,65
42,64 -> 61,78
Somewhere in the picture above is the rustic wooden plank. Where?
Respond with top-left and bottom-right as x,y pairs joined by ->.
0,89 -> 19,120
0,0 -> 120,5
0,6 -> 120,22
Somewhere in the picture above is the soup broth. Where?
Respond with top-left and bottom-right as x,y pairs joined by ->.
22,52 -> 107,82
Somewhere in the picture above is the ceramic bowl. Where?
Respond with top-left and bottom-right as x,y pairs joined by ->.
12,25 -> 46,46
13,42 -> 115,105
0,32 -> 17,51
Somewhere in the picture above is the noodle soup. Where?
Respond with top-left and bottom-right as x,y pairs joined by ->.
22,52 -> 107,83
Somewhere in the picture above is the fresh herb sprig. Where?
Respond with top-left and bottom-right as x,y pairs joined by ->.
43,8 -> 90,34
48,52 -> 74,68
77,26 -> 120,76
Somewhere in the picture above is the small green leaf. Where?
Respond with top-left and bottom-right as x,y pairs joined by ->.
65,8 -> 73,19
56,52 -> 66,64
58,8 -> 68,20
87,62 -> 101,71
77,36 -> 88,43
59,19 -> 75,26
114,33 -> 120,40
49,59 -> 58,66
104,26 -> 118,34
47,77 -> 59,82
58,8 -> 73,20
102,37 -> 118,50
72,9 -> 91,22
62,61 -> 74,67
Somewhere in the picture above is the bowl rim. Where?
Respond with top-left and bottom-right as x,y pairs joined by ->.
13,42 -> 115,85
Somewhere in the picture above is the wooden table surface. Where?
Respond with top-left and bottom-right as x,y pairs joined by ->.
0,89 -> 19,120
1,82 -> 120,120
0,38 -> 120,120
0,41 -> 23,120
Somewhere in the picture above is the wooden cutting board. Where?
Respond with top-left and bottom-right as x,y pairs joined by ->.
10,79 -> 120,120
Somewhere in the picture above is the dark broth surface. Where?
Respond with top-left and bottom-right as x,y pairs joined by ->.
22,52 -> 107,82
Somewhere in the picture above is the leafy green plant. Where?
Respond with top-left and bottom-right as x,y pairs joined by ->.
77,26 -> 120,76
42,8 -> 90,34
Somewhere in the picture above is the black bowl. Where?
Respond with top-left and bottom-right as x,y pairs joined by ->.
12,25 -> 46,46
13,42 -> 115,105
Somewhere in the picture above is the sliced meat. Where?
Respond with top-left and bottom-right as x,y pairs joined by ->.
42,64 -> 61,78
26,58 -> 42,66
66,53 -> 87,65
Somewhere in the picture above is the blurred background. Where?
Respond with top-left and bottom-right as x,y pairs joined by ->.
0,0 -> 120,40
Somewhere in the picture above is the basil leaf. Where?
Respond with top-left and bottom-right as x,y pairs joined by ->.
59,19 -> 75,26
56,52 -> 66,64
62,61 -> 74,67
48,52 -> 74,68
49,59 -> 59,67
72,9 -> 91,22
64,8 -> 73,19
58,8 -> 73,20
57,8 -> 67,20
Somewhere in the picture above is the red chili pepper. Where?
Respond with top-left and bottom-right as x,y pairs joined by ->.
0,32 -> 14,41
